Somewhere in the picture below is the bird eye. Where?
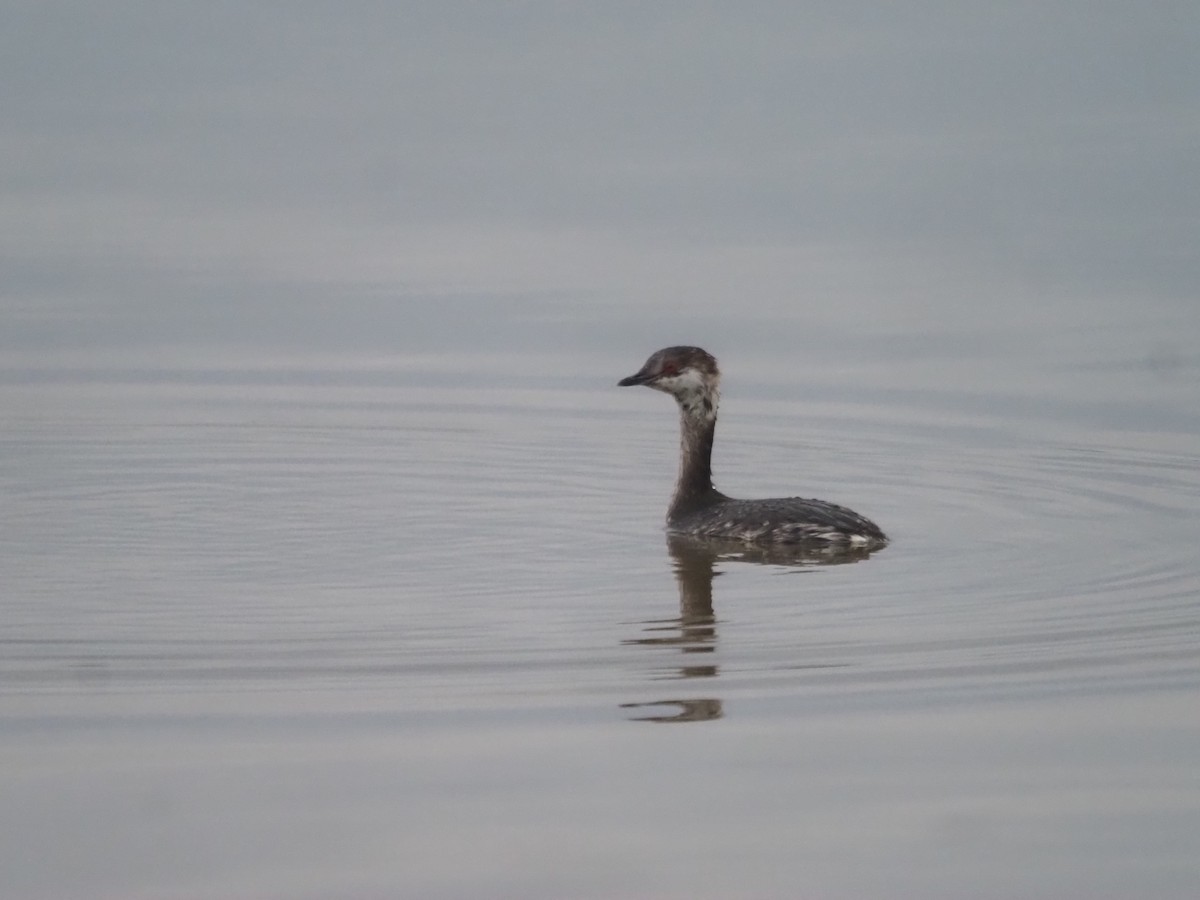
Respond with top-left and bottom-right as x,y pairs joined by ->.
662,362 -> 678,376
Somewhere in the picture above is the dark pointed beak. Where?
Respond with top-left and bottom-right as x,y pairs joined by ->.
618,369 -> 653,387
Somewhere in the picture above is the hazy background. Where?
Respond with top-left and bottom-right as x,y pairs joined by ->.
4,1 -> 1196,328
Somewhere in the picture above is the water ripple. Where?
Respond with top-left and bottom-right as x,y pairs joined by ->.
2,379 -> 1198,717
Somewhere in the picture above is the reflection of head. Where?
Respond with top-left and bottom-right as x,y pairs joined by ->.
620,697 -> 723,723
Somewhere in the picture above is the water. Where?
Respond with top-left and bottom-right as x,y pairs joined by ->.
2,291 -> 1198,899
4,4 -> 1200,893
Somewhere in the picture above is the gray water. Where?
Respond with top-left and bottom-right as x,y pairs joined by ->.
4,4 -> 1200,898
3,291 -> 1197,899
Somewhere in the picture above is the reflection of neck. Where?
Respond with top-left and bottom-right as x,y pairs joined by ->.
669,404 -> 723,520
668,536 -> 716,621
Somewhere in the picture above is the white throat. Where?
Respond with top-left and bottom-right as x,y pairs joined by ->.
657,369 -> 718,422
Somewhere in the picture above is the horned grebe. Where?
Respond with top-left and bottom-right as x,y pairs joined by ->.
619,346 -> 887,549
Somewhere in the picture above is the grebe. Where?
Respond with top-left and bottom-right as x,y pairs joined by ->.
618,346 -> 887,549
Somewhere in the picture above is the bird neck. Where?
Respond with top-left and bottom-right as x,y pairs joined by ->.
669,394 -> 723,518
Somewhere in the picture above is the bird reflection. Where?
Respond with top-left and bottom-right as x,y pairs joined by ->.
622,534 -> 877,723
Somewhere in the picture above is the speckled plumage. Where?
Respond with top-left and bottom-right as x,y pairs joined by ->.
669,496 -> 886,547
619,346 -> 887,550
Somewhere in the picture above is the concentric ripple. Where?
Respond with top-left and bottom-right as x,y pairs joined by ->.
619,397 -> 1200,714
2,370 -> 1198,719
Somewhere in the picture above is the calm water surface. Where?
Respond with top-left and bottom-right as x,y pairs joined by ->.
2,296 -> 1198,899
